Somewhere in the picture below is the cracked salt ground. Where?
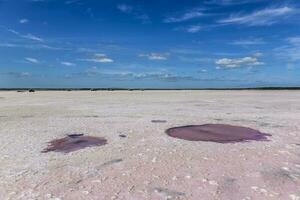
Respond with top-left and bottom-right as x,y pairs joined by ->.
1,91 -> 300,199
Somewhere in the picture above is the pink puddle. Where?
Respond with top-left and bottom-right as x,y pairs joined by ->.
166,124 -> 271,143
42,134 -> 107,153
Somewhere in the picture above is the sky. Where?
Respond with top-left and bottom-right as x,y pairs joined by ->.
0,0 -> 300,88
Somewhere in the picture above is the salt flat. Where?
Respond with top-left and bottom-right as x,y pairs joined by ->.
0,90 -> 300,200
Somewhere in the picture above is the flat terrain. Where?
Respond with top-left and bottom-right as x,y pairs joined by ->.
0,90 -> 300,200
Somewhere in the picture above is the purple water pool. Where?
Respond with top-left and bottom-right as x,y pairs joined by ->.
166,124 -> 271,143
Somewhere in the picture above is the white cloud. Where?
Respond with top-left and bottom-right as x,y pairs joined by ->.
204,0 -> 264,6
19,19 -> 29,24
0,43 -> 18,47
274,36 -> 300,61
61,61 -> 76,66
0,42 -> 68,50
186,25 -> 202,33
164,8 -> 205,23
94,53 -> 106,57
70,68 -> 197,82
199,69 -> 208,73
7,28 -> 44,42
231,38 -> 265,45
216,55 -> 264,68
7,72 -> 31,78
6,28 -> 17,34
253,52 -> 263,57
139,53 -> 169,60
287,37 -> 300,45
19,72 -> 31,77
171,48 -> 202,55
65,0 -> 81,4
122,72 -> 196,82
92,58 -> 113,63
38,44 -> 68,50
80,53 -> 114,63
22,34 -> 44,42
94,54 -> 114,63
218,6 -> 296,26
84,66 -> 100,76
30,0 -> 48,2
136,14 -> 150,23
178,56 -> 212,63
117,4 -> 150,23
117,4 -> 133,13
77,48 -> 95,52
25,57 -> 39,64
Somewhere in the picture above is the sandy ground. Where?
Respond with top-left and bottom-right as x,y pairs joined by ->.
0,90 -> 300,200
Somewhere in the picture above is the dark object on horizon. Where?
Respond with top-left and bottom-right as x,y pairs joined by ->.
21,115 -> 34,118
99,158 -> 123,168
119,134 -> 127,138
151,120 -> 167,123
42,134 -> 107,153
67,133 -> 84,138
29,89 -> 35,92
166,124 -> 271,143
82,115 -> 99,118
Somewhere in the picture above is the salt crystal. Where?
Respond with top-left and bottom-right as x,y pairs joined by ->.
209,180 -> 218,186
282,167 -> 290,171
290,194 -> 300,200
185,175 -> 191,179
251,186 -> 259,191
260,188 -> 267,193
82,190 -> 89,194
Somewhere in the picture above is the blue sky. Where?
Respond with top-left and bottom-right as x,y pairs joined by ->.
0,0 -> 299,88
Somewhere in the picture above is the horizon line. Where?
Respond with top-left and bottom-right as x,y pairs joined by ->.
1,87 -> 300,91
